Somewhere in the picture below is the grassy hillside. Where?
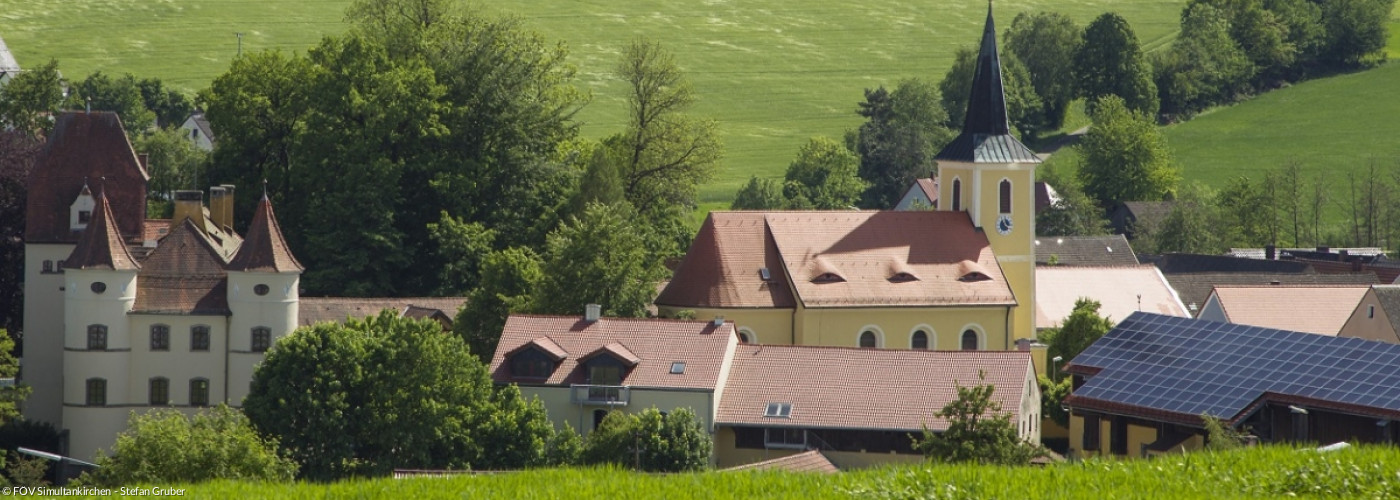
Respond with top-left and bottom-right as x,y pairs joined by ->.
78,445 -> 1400,499
1,0 -> 1188,207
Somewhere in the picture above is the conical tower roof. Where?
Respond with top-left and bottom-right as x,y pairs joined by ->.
934,4 -> 1041,164
63,186 -> 140,271
227,194 -> 303,272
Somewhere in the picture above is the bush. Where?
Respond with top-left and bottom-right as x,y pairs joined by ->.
581,408 -> 711,472
87,405 -> 296,486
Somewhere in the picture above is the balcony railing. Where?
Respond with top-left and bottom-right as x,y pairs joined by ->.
570,384 -> 630,406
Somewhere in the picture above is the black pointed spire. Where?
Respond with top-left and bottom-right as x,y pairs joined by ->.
934,4 -> 1041,164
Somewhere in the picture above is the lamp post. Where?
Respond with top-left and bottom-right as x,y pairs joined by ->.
1051,355 -> 1064,380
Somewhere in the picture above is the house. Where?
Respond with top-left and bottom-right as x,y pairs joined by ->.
178,112 -> 214,151
1035,265 -> 1188,330
894,177 -> 938,210
299,297 -> 466,330
1197,284 -> 1371,335
1334,285 -> 1400,344
1034,235 -> 1137,266
0,34 -> 19,86
1065,312 -> 1400,458
1108,201 -> 1173,239
657,6 -> 1040,348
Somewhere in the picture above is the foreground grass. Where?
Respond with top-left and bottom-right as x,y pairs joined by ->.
1,0 -> 1188,206
86,445 -> 1400,499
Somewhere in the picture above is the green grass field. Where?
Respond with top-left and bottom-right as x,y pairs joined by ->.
0,0 -> 1189,207
67,445 -> 1400,499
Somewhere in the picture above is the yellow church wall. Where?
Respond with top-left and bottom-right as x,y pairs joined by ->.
657,306 -> 794,345
796,306 -> 1013,350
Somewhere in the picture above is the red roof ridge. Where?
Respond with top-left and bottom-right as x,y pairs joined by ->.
506,314 -> 734,327
735,343 -> 1031,356
1213,283 -> 1373,289
63,188 -> 140,271
227,195 -> 303,272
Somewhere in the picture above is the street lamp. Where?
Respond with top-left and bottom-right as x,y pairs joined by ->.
1051,355 -> 1064,380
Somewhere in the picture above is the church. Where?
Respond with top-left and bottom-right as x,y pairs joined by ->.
656,6 -> 1041,351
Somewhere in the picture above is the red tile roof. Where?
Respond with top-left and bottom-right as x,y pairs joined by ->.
132,219 -> 230,314
724,450 -> 839,473
142,219 -> 171,242
490,315 -> 735,390
655,212 -> 797,308
26,112 -> 148,243
63,189 -> 139,271
298,297 -> 467,327
1036,265 -> 1188,329
1209,284 -> 1370,335
227,195 -> 302,272
717,345 -> 1032,432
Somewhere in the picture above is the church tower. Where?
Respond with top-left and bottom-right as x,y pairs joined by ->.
936,4 -> 1040,343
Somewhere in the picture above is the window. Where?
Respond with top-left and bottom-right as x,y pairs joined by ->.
508,349 -> 555,379
1083,415 -> 1101,451
737,330 -> 753,344
764,402 -> 793,418
811,273 -> 844,283
951,178 -> 962,211
961,329 -> 979,350
251,327 -> 271,352
764,428 -> 806,449
859,330 -> 877,348
670,361 -> 686,374
90,282 -> 106,294
42,260 -> 52,273
86,378 -> 106,406
78,210 -> 91,224
87,324 -> 108,350
1370,305 -> 1376,319
191,325 -> 211,351
912,331 -> 929,350
586,357 -> 625,402
1110,416 -> 1129,455
999,179 -> 1012,214
150,325 -> 170,351
190,378 -> 210,407
149,377 -> 169,405
254,284 -> 270,296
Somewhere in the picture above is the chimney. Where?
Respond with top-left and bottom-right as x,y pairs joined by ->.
1265,244 -> 1276,260
584,304 -> 601,322
209,186 -> 228,230
172,190 -> 205,232
1015,338 -> 1033,352
713,316 -> 725,327
220,184 -> 236,230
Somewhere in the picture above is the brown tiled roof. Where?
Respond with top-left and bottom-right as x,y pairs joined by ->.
227,195 -> 302,272
717,345 -> 1031,432
655,212 -> 797,308
1166,272 -> 1379,312
26,112 -> 148,243
1209,284 -> 1370,335
915,177 -> 939,205
1034,235 -> 1138,266
580,343 -> 641,367
298,297 -> 468,326
763,211 -> 1015,307
1300,259 -> 1400,283
1036,265 -> 1188,329
63,189 -> 140,271
1370,285 -> 1400,337
507,337 -> 569,361
143,219 -> 171,242
724,450 -> 839,473
132,219 -> 230,314
489,315 -> 734,390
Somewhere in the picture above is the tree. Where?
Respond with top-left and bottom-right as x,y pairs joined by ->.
1075,95 -> 1179,206
533,203 -> 664,318
582,408 -> 710,472
1038,375 -> 1071,427
1036,165 -> 1109,237
132,128 -> 209,203
0,59 -> 65,135
86,405 -> 296,486
1216,175 -> 1276,247
782,137 -> 867,209
1141,183 -> 1229,254
730,176 -> 785,210
543,422 -> 584,467
0,132 -> 41,337
1154,2 -> 1256,119
1037,299 -> 1114,368
854,79 -> 955,208
1263,0 -> 1326,76
611,39 -> 722,217
244,312 -> 554,479
453,247 -> 542,362
566,147 -> 626,218
912,372 -> 1042,465
1074,13 -> 1159,116
72,72 -> 157,135
136,78 -> 194,129
1192,0 -> 1295,85
0,331 -> 29,424
1320,0 -> 1396,66
939,46 -> 1044,136
1004,12 -> 1082,130
427,212 -> 497,295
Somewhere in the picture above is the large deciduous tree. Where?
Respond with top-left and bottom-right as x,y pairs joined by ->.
1320,0 -> 1396,65
1037,298 -> 1114,369
1154,2 -> 1256,119
854,79 -> 954,208
730,176 -> 785,210
87,406 -> 296,486
453,247 -> 542,362
1074,13 -> 1159,117
532,203 -> 664,318
1075,95 -> 1179,206
132,128 -> 209,205
0,59 -> 65,135
939,46 -> 1043,137
912,372 -> 1042,465
782,137 -> 867,209
1004,12 -> 1082,130
582,408 -> 711,472
0,132 -> 41,339
72,72 -> 157,135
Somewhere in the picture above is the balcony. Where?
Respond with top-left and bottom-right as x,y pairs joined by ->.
570,384 -> 630,406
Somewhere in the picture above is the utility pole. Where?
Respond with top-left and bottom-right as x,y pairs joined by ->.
235,32 -> 244,57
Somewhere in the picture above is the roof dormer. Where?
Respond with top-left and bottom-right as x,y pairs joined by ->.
810,257 -> 845,283
886,258 -> 920,283
957,260 -> 993,282
505,338 -> 568,379
69,182 -> 95,232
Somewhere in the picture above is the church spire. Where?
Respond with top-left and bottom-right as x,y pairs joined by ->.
934,3 -> 1040,164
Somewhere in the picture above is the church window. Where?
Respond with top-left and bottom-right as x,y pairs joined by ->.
999,179 -> 1012,213
961,329 -> 980,350
251,327 -> 272,352
190,378 -> 210,407
859,330 -> 877,348
191,325 -> 211,351
87,325 -> 108,350
912,330 -> 929,350
86,378 -> 107,406
952,179 -> 962,211
149,377 -> 169,405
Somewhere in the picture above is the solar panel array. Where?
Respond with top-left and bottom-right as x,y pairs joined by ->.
1070,312 -> 1400,420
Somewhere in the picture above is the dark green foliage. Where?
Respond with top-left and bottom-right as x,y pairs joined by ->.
567,147 -> 627,218
1075,95 -> 1179,206
453,247 -> 542,362
87,405 -> 297,486
0,134 -> 40,337
72,72 -> 157,134
730,176 -> 785,210
133,127 -> 209,199
0,419 -> 62,456
1004,12 -> 1083,131
1038,375 -> 1071,427
1074,13 -> 1159,117
1136,183 -> 1230,254
1154,2 -> 1256,119
245,312 -> 554,479
0,331 -> 28,424
1037,299 -> 1114,367
0,59 -> 65,135
1036,166 -> 1109,237
543,423 -> 584,467
136,78 -> 194,129
912,373 -> 1042,465
854,79 -> 954,208
939,46 -> 1044,136
1320,0 -> 1396,65
5,451 -> 49,487
533,203 -> 665,318
582,408 -> 711,472
782,136 -> 867,209
427,212 -> 498,295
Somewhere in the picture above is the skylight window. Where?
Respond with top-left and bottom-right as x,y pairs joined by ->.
759,267 -> 772,282
670,361 -> 686,374
764,402 -> 793,418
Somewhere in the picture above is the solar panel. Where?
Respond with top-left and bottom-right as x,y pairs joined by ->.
1070,312 -> 1400,420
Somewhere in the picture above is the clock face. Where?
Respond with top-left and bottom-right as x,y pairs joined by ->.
996,214 -> 1013,235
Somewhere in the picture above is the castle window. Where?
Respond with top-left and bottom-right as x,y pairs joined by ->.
86,378 -> 107,406
190,378 -> 210,407
150,325 -> 170,351
254,284 -> 270,296
149,377 -> 169,405
87,325 -> 108,350
251,327 -> 272,352
912,330 -> 930,350
90,282 -> 106,294
78,211 -> 91,224
42,260 -> 52,273
952,178 -> 962,211
191,326 -> 211,352
999,179 -> 1012,214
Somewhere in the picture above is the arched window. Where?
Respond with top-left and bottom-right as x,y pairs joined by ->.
86,378 -> 107,406
737,328 -> 757,344
859,331 -> 877,348
251,327 -> 272,352
999,179 -> 1012,213
149,377 -> 169,405
87,325 -> 108,350
911,331 -> 929,350
150,324 -> 170,351
191,325 -> 211,352
961,329 -> 980,350
951,178 -> 962,211
190,378 -> 210,407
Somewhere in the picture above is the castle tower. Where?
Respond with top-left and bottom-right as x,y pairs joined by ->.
225,192 -> 303,404
60,187 -> 140,459
936,4 -> 1041,343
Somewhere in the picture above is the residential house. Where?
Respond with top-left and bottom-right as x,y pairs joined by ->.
1065,312 -> 1400,458
178,112 -> 214,151
894,177 -> 938,210
1035,265 -> 1188,331
1108,201 -> 1173,239
1197,284 -> 1371,335
1335,285 -> 1400,344
1034,235 -> 1137,267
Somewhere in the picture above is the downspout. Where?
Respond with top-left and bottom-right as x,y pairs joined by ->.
1005,306 -> 1011,350
224,314 -> 231,405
